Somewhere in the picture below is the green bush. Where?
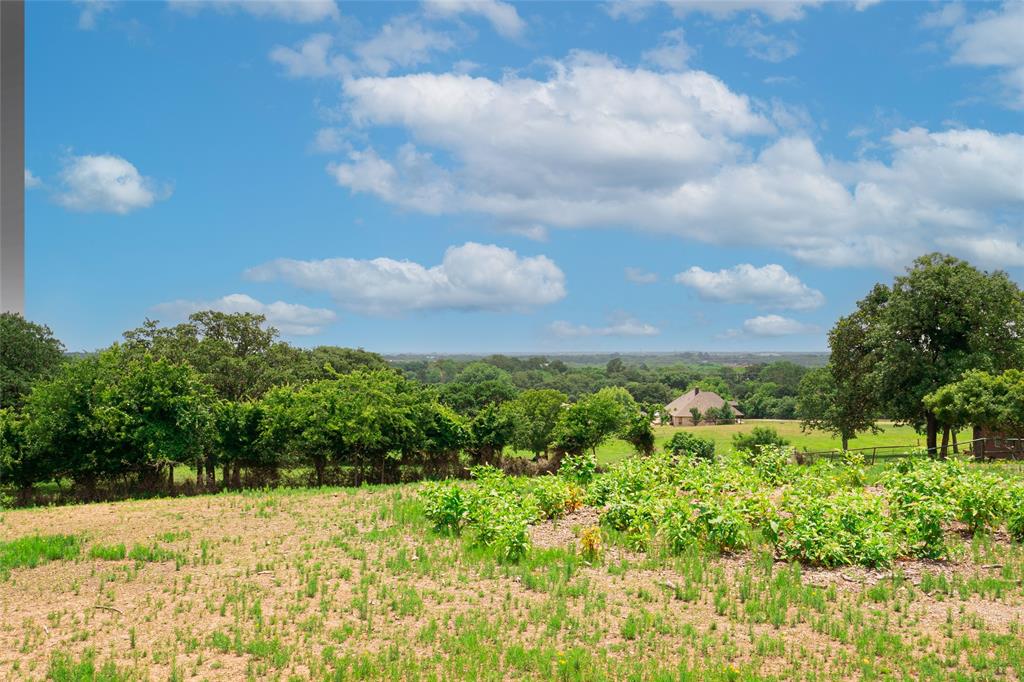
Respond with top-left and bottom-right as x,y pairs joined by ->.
732,427 -> 789,453
421,481 -> 469,534
665,431 -> 715,461
883,458 -> 961,559
530,475 -> 577,520
560,452 -> 597,485
955,472 -> 1009,535
659,495 -> 749,554
772,489 -> 895,568
745,445 -> 795,486
1008,487 -> 1024,542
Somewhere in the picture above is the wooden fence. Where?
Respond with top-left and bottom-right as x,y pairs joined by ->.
796,438 -> 1024,465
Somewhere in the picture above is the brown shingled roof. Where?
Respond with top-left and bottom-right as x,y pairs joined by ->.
664,388 -> 744,417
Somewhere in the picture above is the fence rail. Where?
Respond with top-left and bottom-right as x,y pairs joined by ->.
796,438 -> 1024,465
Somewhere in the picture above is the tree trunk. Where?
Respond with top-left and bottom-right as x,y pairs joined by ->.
231,462 -> 241,489
168,465 -> 174,493
952,431 -> 959,454
841,433 -> 849,451
940,425 -> 950,458
313,455 -> 326,487
205,460 -> 216,489
926,412 -> 939,456
222,463 -> 231,489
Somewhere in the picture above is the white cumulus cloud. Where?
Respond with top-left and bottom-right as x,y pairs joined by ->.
24,169 -> 42,189
936,234 -> 1024,268
310,127 -> 347,154
946,1 -> 1024,109
642,28 -> 692,70
423,0 -> 526,39
270,17 -> 455,79
354,15 -> 455,76
327,48 -> 1024,269
153,293 -> 337,336
270,33 -> 346,79
55,154 -> 170,214
674,263 -> 824,310
742,314 -> 817,336
245,242 -> 566,315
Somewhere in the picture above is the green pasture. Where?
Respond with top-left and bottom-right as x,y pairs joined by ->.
588,419 -> 973,466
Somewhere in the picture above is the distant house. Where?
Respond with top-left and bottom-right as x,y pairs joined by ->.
664,388 -> 743,426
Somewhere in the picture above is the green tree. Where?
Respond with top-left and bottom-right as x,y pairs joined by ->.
20,347 -> 212,496
123,312 -> 303,485
0,409 -> 41,502
260,369 -> 421,486
212,400 -> 268,489
415,401 -> 469,476
506,389 -> 567,458
0,313 -> 65,409
926,369 -> 1024,438
438,362 -> 518,417
554,387 -> 634,456
842,254 -> 1024,453
689,407 -> 701,425
797,365 -> 879,451
620,410 -> 655,455
298,346 -> 389,381
466,403 -> 515,465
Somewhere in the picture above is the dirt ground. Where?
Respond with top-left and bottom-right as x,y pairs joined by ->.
2,489 -> 1023,680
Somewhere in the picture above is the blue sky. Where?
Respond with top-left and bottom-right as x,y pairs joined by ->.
25,0 -> 1024,353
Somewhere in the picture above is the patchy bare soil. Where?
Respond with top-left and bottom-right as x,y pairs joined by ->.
2,488 -> 1024,680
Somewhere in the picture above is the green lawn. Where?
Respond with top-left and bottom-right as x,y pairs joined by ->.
590,419 -> 972,465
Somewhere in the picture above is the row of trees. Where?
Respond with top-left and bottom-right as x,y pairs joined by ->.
0,312 -> 656,501
796,254 -> 1024,453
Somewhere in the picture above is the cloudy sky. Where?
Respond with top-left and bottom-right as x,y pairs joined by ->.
27,0 -> 1024,352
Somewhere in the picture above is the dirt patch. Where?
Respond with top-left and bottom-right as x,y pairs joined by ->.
529,506 -> 602,550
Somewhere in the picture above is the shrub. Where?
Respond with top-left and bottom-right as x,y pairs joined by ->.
772,489 -> 895,568
732,427 -> 789,453
579,526 -> 602,559
659,495 -> 748,554
665,431 -> 715,461
745,445 -> 795,486
421,481 -> 469,534
1008,487 -> 1024,542
560,452 -> 597,485
659,498 -> 700,553
883,457 -> 961,559
531,475 -> 579,520
955,472 -> 1008,535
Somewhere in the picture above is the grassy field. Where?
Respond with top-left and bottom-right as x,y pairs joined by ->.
2,460 -> 1024,681
586,420 -> 971,466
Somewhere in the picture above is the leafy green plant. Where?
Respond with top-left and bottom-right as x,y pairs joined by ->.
665,431 -> 715,461
420,481 -> 469,534
559,452 -> 597,485
531,475 -> 577,520
955,471 -> 1008,535
745,445 -> 795,486
1008,487 -> 1024,542
732,426 -> 789,453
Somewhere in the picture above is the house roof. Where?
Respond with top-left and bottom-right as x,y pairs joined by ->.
665,388 -> 744,417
